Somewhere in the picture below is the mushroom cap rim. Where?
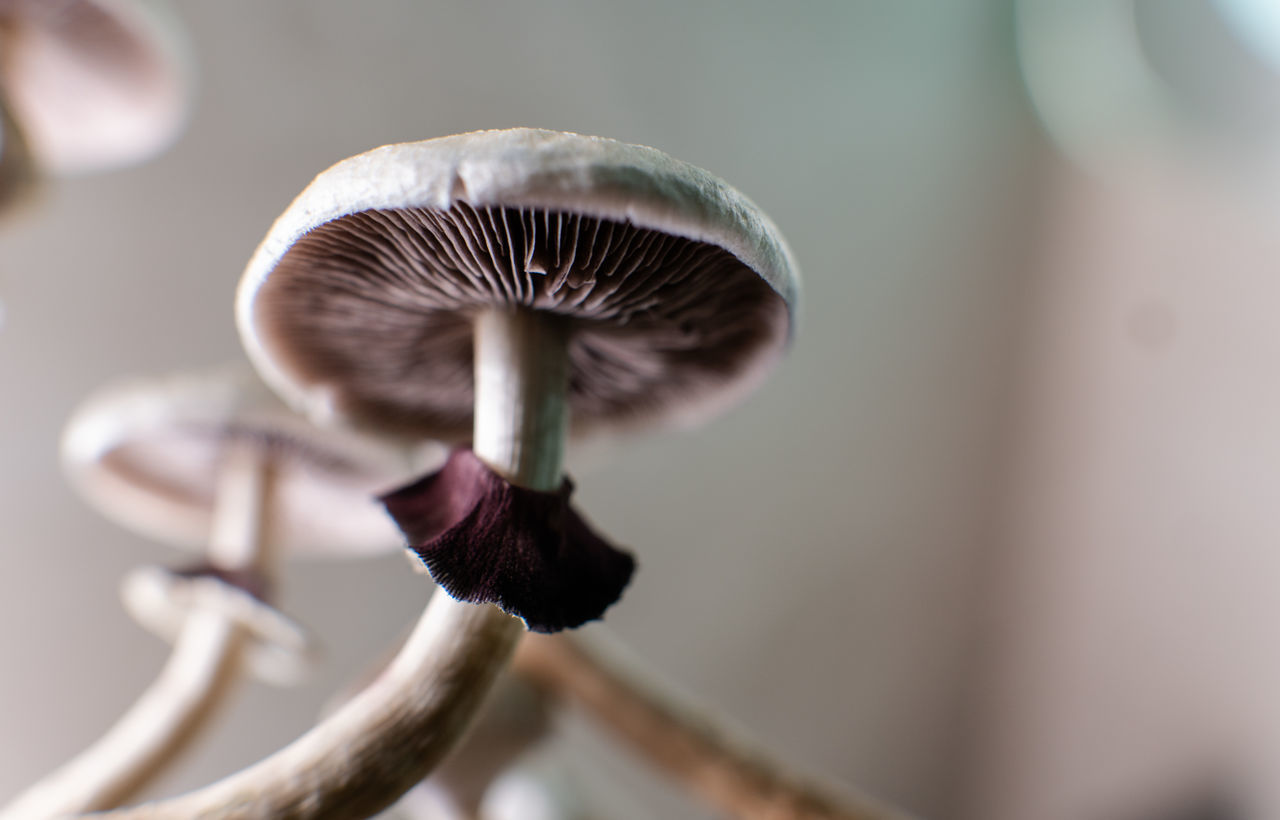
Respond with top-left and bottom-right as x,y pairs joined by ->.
236,128 -> 801,436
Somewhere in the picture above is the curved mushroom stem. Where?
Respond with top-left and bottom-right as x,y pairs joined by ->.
98,593 -> 521,819
326,648 -> 553,820
512,633 -> 912,820
0,608 -> 245,818
0,441 -> 273,818
94,308 -> 565,818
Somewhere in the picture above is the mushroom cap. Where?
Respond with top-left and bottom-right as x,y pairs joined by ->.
0,0 -> 191,174
121,564 -> 316,686
62,365 -> 435,558
238,128 -> 799,440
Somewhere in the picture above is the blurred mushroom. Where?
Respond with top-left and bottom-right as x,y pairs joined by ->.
0,0 -> 191,214
0,0 -> 191,176
60,365 -> 423,559
0,365 -> 423,818
100,128 -> 797,818
514,632 -> 910,820
120,563 -> 311,688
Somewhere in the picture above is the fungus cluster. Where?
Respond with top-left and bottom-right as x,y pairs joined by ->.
6,124 -> 894,820
67,127 -> 803,818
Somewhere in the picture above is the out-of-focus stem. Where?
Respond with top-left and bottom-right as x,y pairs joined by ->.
96,309 -> 568,818
0,609 -> 243,818
0,441 -> 273,818
101,593 -> 520,819
513,633 -> 913,820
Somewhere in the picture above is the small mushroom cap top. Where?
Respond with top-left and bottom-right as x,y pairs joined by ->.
0,0 -> 191,174
62,365 -> 436,558
238,128 -> 800,440
122,564 -> 317,686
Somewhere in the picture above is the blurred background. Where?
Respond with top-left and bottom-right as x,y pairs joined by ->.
6,1 -> 1280,818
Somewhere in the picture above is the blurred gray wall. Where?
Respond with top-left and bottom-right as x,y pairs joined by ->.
0,3 -> 1035,817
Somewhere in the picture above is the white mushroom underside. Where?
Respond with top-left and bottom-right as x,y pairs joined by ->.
96,423 -> 412,556
256,204 -> 790,439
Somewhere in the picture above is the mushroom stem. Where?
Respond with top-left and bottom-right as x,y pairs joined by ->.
472,306 -> 568,490
98,592 -> 521,819
512,633 -> 912,820
0,609 -> 244,818
0,442 -> 273,817
208,437 -> 277,575
93,309 -> 571,818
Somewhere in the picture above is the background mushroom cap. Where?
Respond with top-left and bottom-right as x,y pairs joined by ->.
0,0 -> 191,174
61,364 -> 433,558
121,564 -> 317,686
238,128 -> 799,440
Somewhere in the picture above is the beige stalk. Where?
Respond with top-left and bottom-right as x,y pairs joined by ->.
513,632 -> 914,820
98,308 -> 565,819
1,440 -> 274,817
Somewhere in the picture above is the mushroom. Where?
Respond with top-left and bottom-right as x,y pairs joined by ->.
1,364 -> 424,818
0,0 -> 191,175
0,0 -> 190,212
100,127 -> 798,817
119,562 -> 311,688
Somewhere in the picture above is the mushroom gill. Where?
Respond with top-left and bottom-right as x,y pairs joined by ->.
257,203 -> 790,439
